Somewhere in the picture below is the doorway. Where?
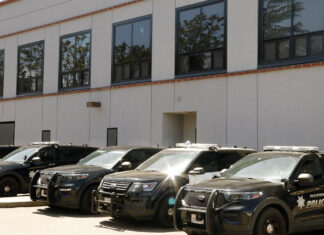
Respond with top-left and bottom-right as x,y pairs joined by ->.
0,122 -> 15,145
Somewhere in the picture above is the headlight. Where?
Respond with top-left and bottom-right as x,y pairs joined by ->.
223,192 -> 263,202
61,174 -> 89,182
128,182 -> 157,193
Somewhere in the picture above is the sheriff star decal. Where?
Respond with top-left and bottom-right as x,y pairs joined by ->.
297,196 -> 305,209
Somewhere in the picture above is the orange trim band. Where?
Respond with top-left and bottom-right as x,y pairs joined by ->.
0,61 -> 323,102
0,0 -> 146,39
0,0 -> 18,7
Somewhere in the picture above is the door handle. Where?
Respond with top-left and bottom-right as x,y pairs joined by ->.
48,163 -> 55,167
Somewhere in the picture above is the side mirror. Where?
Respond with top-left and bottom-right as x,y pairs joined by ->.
220,168 -> 227,174
120,161 -> 132,171
31,156 -> 42,165
189,167 -> 205,175
297,173 -> 314,183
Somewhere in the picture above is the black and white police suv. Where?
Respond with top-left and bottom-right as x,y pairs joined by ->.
94,143 -> 255,227
0,142 -> 96,197
174,146 -> 324,235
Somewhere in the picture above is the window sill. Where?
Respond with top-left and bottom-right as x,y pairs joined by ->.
111,78 -> 151,87
259,56 -> 324,69
16,92 -> 43,97
175,69 -> 227,79
58,86 -> 91,93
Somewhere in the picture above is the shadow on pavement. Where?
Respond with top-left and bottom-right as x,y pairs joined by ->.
33,207 -> 106,218
97,218 -> 178,233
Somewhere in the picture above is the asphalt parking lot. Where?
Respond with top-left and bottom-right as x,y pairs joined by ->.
1,206 -> 324,235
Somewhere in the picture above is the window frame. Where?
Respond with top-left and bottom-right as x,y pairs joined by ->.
258,0 -> 324,68
175,0 -> 227,78
111,15 -> 153,86
58,29 -> 92,92
16,40 -> 45,96
0,49 -> 4,98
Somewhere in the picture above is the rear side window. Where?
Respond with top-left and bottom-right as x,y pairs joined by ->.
58,147 -> 91,164
190,152 -> 219,173
124,150 -> 151,168
218,152 -> 241,170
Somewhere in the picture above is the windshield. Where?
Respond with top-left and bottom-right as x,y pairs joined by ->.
137,149 -> 200,175
2,146 -> 42,163
223,153 -> 301,182
78,148 -> 128,169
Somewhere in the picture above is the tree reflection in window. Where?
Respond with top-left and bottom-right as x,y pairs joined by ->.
0,50 -> 4,97
177,1 -> 225,75
17,41 -> 44,95
262,0 -> 324,63
60,31 -> 91,89
113,17 -> 151,83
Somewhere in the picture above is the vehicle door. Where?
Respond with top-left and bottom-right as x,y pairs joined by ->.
122,149 -> 148,169
28,147 -> 56,178
187,151 -> 219,183
289,155 -> 324,229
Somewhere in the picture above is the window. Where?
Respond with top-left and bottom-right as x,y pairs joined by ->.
59,30 -> 91,90
260,0 -> 324,65
190,152 -> 219,173
112,16 -> 152,84
17,41 -> 44,95
0,50 -> 4,98
107,128 -> 118,147
294,157 -> 324,186
42,130 -> 51,142
124,150 -> 148,168
176,0 -> 226,76
218,153 -> 241,170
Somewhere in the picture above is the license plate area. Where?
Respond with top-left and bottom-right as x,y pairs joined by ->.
191,213 -> 204,225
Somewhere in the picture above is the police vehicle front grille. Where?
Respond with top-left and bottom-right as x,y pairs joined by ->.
101,181 -> 132,193
183,191 -> 211,208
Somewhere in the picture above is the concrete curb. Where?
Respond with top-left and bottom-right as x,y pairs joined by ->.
0,196 -> 46,208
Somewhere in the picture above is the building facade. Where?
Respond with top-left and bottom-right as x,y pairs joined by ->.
0,0 -> 323,149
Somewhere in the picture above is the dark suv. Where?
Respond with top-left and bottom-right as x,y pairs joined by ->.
0,146 -> 20,158
30,146 -> 163,213
94,143 -> 255,227
0,142 -> 96,197
174,146 -> 324,235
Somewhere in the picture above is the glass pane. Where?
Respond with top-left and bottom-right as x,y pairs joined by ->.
293,0 -> 324,35
294,36 -> 307,57
178,8 -> 201,53
264,41 -> 276,61
188,53 -> 201,72
263,0 -> 292,40
114,65 -> 123,82
82,71 -> 90,86
213,49 -> 224,68
75,72 -> 81,87
61,37 -> 75,73
18,47 -> 30,79
75,33 -> 91,70
30,43 -> 43,78
278,39 -> 290,59
36,77 -> 43,92
131,63 -> 140,78
141,61 -> 149,78
310,35 -> 323,55
201,2 -> 225,49
114,24 -> 132,64
61,74 -> 68,88
132,19 -> 151,60
202,52 -> 212,69
31,78 -> 36,92
179,55 -> 189,73
123,64 -> 130,80
67,73 -> 74,87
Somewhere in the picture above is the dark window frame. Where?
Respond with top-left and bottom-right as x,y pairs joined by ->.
0,121 -> 15,145
107,128 -> 118,147
259,0 -> 324,68
42,130 -> 51,142
111,15 -> 153,85
16,40 -> 45,96
0,49 -> 4,98
175,0 -> 227,78
59,29 -> 92,92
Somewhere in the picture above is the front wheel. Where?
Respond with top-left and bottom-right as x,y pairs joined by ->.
254,207 -> 287,235
0,177 -> 19,197
80,185 -> 99,214
155,196 -> 175,228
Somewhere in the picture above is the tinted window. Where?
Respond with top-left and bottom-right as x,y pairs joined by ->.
60,31 -> 91,90
294,157 -> 324,185
0,50 -> 4,98
218,153 -> 241,170
58,148 -> 86,164
124,150 -> 150,168
189,152 -> 219,173
37,147 -> 55,163
177,1 -> 225,75
17,41 -> 44,95
113,17 -> 152,83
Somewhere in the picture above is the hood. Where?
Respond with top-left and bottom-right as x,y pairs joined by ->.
188,177 -> 283,193
105,170 -> 169,183
0,160 -> 24,172
42,164 -> 112,175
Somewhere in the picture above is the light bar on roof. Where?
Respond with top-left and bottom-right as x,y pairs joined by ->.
176,142 -> 218,149
263,146 -> 318,152
31,141 -> 59,145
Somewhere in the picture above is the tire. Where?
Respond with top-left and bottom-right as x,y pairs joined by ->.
155,196 -> 175,228
254,207 -> 287,235
80,185 -> 98,214
0,177 -> 19,197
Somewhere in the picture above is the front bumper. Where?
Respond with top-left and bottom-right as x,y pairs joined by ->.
93,189 -> 156,220
174,189 -> 254,235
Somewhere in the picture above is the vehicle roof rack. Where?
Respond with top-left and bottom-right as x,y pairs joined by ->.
31,141 -> 59,145
263,146 -> 319,153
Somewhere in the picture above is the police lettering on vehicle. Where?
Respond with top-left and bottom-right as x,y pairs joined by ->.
297,195 -> 324,209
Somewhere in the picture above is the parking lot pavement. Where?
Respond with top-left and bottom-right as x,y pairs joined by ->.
0,206 -> 323,235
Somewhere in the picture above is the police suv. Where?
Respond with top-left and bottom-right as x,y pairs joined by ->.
94,143 -> 255,227
174,146 -> 324,235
